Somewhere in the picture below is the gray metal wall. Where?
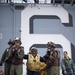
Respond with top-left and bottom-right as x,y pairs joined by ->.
0,4 -> 21,58
0,3 -> 75,60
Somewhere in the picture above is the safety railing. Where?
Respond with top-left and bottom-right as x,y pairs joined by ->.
0,0 -> 75,6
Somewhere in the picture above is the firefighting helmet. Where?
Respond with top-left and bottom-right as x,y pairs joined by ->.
15,37 -> 22,45
31,47 -> 37,54
8,39 -> 15,45
47,41 -> 56,48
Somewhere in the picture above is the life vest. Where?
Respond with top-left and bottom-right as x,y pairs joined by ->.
11,46 -> 24,65
27,54 -> 40,72
51,50 -> 60,66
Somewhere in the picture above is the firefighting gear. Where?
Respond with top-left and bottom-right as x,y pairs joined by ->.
47,49 -> 51,56
47,42 -> 56,48
46,50 -> 60,75
27,54 -> 40,72
10,42 -> 24,75
32,54 -> 37,57
11,46 -> 24,65
15,37 -> 22,45
49,55 -> 54,60
8,39 -> 14,45
44,41 -> 60,75
47,66 -> 60,75
50,50 -> 60,66
31,47 -> 37,54
10,64 -> 23,75
0,39 -> 15,75
30,47 -> 37,57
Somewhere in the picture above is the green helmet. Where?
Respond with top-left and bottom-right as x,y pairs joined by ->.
47,41 -> 56,48
31,47 -> 37,54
